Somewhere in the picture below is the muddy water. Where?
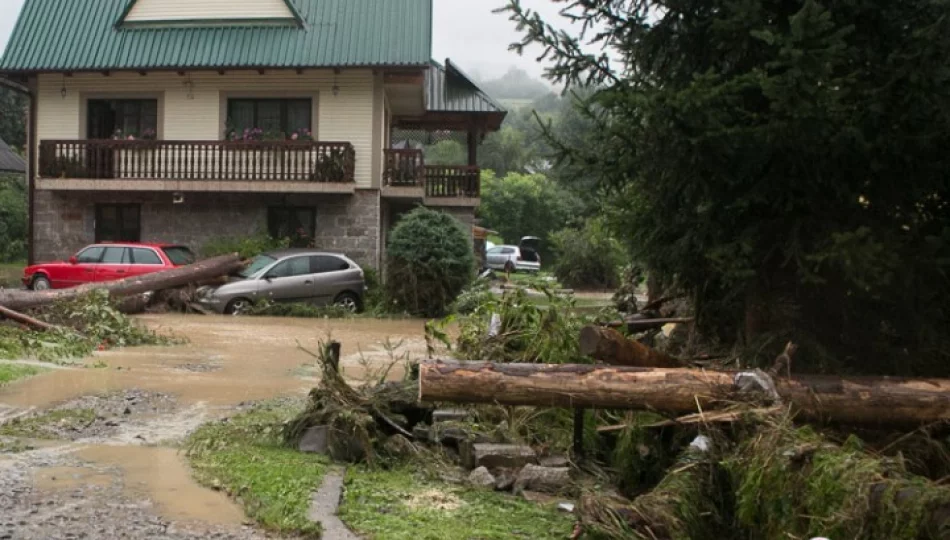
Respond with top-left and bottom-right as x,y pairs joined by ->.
1,314 -> 427,409
76,445 -> 247,526
1,314 -> 428,532
33,465 -> 113,492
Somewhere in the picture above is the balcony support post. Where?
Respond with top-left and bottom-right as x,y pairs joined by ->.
467,127 -> 478,167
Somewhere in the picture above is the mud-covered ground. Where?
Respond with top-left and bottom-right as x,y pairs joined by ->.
0,314 -> 427,540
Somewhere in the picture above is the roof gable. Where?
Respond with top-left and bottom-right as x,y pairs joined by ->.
120,0 -> 301,27
427,59 -> 506,114
0,0 -> 432,73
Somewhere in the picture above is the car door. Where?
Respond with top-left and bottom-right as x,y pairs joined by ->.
128,247 -> 166,278
61,246 -> 105,287
486,247 -> 505,269
309,255 -> 358,305
260,256 -> 317,303
94,246 -> 131,282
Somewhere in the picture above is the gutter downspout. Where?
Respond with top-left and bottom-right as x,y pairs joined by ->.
1,76 -> 36,265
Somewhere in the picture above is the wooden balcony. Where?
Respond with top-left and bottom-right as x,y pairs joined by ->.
382,149 -> 480,206
37,139 -> 357,194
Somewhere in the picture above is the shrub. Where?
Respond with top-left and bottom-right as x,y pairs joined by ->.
386,207 -> 475,317
201,233 -> 289,259
550,218 -> 626,290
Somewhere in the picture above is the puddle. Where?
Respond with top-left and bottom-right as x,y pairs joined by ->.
76,445 -> 245,526
0,315 -> 427,409
34,466 -> 113,492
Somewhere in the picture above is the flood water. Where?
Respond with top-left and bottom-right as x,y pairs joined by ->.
0,314 -> 428,532
1,314 -> 427,409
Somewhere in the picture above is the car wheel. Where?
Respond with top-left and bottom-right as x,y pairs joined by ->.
334,292 -> 362,313
31,276 -> 51,291
225,298 -> 252,316
504,261 -> 516,274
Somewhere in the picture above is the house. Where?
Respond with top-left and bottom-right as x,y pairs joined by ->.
0,0 -> 506,268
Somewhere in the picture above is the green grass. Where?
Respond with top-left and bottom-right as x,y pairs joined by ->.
186,400 -> 329,539
0,408 -> 95,438
0,363 -> 42,385
339,466 -> 575,540
0,262 -> 24,289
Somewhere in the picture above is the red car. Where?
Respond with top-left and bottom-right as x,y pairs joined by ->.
23,243 -> 196,290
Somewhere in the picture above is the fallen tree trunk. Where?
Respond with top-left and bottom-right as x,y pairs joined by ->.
419,361 -> 950,427
0,304 -> 60,332
579,325 -> 682,367
0,254 -> 244,312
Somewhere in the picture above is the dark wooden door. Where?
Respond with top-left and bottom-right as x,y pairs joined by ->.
87,100 -> 117,178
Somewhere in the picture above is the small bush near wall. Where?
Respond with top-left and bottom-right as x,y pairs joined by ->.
386,207 -> 475,317
201,234 -> 289,260
550,218 -> 626,290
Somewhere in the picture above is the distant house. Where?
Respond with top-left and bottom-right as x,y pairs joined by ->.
0,137 -> 26,174
0,0 -> 506,266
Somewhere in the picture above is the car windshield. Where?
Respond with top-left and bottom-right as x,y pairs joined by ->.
162,246 -> 196,266
239,254 -> 277,278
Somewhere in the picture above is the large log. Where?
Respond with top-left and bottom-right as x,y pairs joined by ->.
0,254 -> 244,311
418,361 -> 950,427
579,325 -> 682,367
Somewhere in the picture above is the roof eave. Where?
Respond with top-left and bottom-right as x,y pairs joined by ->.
0,62 -> 432,76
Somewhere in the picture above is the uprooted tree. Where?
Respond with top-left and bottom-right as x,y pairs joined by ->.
502,0 -> 950,376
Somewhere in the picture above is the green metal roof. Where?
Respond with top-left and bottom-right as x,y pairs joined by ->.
427,60 -> 506,114
0,0 -> 432,73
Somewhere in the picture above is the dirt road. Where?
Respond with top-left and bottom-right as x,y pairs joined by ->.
0,314 -> 427,539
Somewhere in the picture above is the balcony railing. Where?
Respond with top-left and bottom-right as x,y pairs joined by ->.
39,140 -> 356,183
383,149 -> 480,198
424,166 -> 480,198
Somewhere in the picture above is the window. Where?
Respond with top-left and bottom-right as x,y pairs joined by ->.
241,254 -> 277,279
77,246 -> 105,263
267,257 -> 312,279
501,247 -> 516,255
268,207 -> 316,247
96,204 -> 141,242
227,99 -> 312,139
161,246 -> 196,266
311,255 -> 350,273
131,248 -> 163,265
101,247 -> 130,264
88,99 -> 158,139
486,247 -> 503,256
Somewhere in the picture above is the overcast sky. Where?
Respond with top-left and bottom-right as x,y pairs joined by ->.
0,0 -> 572,82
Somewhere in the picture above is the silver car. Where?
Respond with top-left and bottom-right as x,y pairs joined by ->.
485,237 -> 542,273
198,250 -> 366,314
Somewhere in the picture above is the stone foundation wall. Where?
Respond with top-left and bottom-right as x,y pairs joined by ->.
32,189 -> 381,269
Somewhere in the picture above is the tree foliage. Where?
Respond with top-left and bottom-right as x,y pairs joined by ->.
386,207 -> 475,317
550,217 -> 626,290
0,88 -> 27,149
0,174 -> 27,263
478,170 -> 582,261
504,0 -> 950,374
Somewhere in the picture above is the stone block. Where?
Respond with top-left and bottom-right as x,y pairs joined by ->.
513,464 -> 571,495
464,443 -> 536,470
468,467 -> 496,488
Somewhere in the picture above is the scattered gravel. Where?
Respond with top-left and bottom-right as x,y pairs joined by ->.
3,390 -> 179,441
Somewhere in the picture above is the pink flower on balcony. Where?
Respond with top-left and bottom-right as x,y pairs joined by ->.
291,132 -> 299,140
126,135 -> 136,140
